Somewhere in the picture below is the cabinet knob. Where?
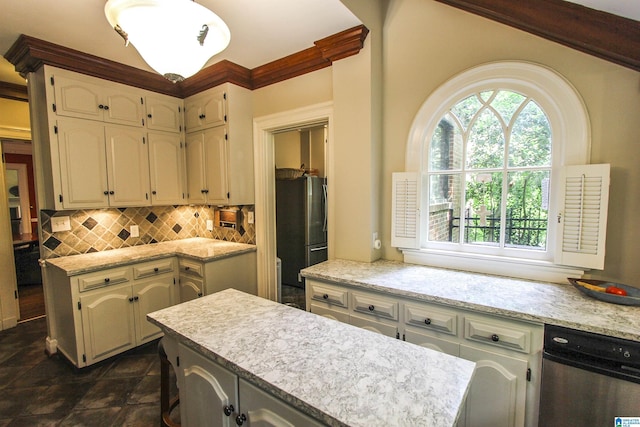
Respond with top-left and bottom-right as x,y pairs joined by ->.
109,191 -> 115,195
128,297 -> 134,302
103,105 -> 110,110
223,404 -> 234,416
147,114 -> 152,118
104,191 -> 109,195
184,266 -> 190,271
152,190 -> 157,195
368,305 -> 375,311
104,278 -> 110,283
198,292 -> 203,297
154,267 -> 159,272
134,296 -> 139,301
491,334 -> 500,342
98,104 -> 104,109
424,318 -> 432,325
199,114 -> 206,119
322,294 -> 329,300
235,414 -> 246,426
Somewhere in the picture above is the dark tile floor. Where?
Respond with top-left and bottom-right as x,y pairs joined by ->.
0,317 -> 177,426
281,284 -> 306,310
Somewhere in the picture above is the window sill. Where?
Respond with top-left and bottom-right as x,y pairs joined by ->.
402,248 -> 584,284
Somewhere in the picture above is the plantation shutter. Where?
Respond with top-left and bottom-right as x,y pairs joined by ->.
555,164 -> 610,270
391,172 -> 420,248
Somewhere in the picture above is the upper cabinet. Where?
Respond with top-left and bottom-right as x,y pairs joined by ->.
51,72 -> 145,127
29,66 -> 187,210
184,83 -> 254,206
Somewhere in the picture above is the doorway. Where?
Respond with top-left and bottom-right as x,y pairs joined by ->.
274,123 -> 327,309
2,139 -> 45,322
253,102 -> 334,303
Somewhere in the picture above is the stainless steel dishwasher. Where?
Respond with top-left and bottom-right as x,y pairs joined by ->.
539,324 -> 640,426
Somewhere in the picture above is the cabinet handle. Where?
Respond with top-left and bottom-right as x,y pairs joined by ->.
322,294 -> 329,300
223,404 -> 234,416
491,334 -> 500,342
424,318 -> 432,325
104,278 -> 110,283
368,304 -> 375,311
235,414 -> 246,426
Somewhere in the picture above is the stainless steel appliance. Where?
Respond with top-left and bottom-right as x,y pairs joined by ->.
539,324 -> 640,426
276,176 -> 327,288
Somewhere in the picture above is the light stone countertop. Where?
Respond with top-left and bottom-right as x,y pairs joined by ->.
148,288 -> 476,427
45,237 -> 256,276
301,259 -> 640,342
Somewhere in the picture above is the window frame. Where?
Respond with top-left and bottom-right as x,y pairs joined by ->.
400,61 -> 593,282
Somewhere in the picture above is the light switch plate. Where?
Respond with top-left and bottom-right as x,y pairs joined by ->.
206,220 -> 214,231
247,212 -> 254,224
130,225 -> 139,237
51,216 -> 71,232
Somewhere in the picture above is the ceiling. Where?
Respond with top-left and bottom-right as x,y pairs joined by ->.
1,0 -> 638,87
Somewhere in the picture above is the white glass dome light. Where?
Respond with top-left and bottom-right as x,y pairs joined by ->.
105,0 -> 230,82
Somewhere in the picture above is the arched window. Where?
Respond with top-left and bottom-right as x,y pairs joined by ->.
393,62 -> 609,282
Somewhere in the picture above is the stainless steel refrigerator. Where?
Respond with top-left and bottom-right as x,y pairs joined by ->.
276,176 -> 327,288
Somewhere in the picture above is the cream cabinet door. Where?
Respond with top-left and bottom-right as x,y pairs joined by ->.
52,74 -> 104,121
186,132 -> 207,204
145,94 -> 183,133
180,344 -> 239,427
105,125 -> 150,206
238,379 -> 324,427
203,126 -> 229,205
102,89 -> 144,127
133,275 -> 176,344
404,329 -> 460,357
459,344 -> 528,427
56,117 -> 109,208
148,132 -> 186,205
80,282 -> 136,365
184,88 -> 226,132
179,275 -> 204,303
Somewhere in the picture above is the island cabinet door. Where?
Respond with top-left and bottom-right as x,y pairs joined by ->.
458,345 -> 528,427
80,283 -> 136,366
180,345 -> 239,427
237,379 -> 324,427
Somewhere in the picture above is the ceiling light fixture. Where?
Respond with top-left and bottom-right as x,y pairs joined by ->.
105,0 -> 230,83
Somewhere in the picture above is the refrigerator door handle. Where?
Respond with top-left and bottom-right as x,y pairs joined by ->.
322,183 -> 328,233
310,246 -> 328,252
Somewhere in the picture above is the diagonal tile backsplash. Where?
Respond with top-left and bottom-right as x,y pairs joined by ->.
40,205 -> 256,259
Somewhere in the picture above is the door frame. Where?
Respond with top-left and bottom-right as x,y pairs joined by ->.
253,102 -> 334,301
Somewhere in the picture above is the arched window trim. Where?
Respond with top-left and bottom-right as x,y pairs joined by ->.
399,61 -> 597,283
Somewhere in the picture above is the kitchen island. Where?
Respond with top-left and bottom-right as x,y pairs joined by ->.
148,289 -> 476,427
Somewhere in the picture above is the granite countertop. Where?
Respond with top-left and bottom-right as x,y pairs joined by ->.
301,259 -> 640,342
45,237 -> 256,276
148,289 -> 476,427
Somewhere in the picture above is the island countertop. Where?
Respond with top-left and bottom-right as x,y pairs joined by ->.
45,237 -> 256,276
301,259 -> 640,342
148,289 -> 476,427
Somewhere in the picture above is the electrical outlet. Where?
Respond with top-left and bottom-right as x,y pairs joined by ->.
130,225 -> 139,237
248,212 -> 254,224
51,216 -> 71,232
206,220 -> 214,231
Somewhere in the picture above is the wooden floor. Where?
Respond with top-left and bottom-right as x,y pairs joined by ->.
17,283 -> 45,321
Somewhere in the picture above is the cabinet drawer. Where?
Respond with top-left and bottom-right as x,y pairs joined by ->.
308,282 -> 348,308
404,303 -> 457,336
179,259 -> 204,277
464,316 -> 531,353
352,291 -> 398,320
133,258 -> 175,279
77,267 -> 131,292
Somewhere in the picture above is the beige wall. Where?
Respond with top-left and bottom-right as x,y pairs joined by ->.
0,98 -> 31,140
381,0 -> 640,285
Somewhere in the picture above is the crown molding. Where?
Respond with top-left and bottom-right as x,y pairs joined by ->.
436,0 -> 640,72
0,81 -> 28,102
4,25 -> 369,98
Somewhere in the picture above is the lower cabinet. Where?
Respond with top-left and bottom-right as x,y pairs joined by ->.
177,252 -> 257,303
48,257 -> 178,367
178,343 -> 323,427
305,279 -> 543,427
